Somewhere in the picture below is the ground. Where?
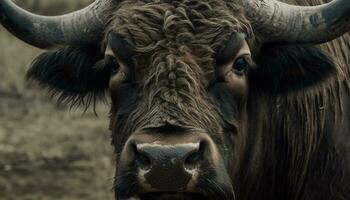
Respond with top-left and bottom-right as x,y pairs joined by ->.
0,1 -> 115,199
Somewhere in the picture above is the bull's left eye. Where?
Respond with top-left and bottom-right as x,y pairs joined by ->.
232,56 -> 249,75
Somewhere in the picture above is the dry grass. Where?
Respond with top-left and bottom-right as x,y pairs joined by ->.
0,1 -> 114,200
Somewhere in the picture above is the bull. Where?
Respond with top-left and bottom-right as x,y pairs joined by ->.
0,0 -> 349,199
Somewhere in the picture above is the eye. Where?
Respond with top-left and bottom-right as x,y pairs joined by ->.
109,57 -> 120,75
232,56 -> 249,75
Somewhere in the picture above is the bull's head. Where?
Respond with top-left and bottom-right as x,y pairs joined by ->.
1,0 -> 349,199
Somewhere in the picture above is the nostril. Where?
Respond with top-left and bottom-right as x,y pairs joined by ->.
133,144 -> 151,171
184,142 -> 204,170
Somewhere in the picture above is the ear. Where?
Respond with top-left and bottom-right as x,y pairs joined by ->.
26,45 -> 111,107
250,44 -> 338,94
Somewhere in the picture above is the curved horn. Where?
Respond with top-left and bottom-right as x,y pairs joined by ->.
0,0 -> 119,49
238,0 -> 350,44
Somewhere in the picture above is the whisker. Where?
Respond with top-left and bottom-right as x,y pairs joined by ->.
200,177 -> 235,200
112,170 -> 139,199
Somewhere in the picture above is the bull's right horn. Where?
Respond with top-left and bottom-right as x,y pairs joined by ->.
0,0 -> 120,49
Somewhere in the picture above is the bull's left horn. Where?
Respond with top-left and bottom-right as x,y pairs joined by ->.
0,0 -> 119,49
237,0 -> 350,44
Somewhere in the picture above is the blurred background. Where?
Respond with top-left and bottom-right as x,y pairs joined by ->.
0,1 -> 115,199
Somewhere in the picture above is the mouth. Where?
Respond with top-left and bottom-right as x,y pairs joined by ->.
116,169 -> 235,200
125,192 -> 208,200
116,178 -> 236,200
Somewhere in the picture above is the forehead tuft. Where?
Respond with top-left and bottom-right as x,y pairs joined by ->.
106,0 -> 252,53
104,0 -> 253,105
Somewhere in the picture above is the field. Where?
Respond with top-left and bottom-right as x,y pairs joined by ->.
0,1 -> 114,200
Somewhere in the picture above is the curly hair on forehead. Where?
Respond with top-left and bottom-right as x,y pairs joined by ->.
102,0 -> 254,94
103,0 -> 253,53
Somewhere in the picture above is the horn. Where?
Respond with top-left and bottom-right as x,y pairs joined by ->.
238,0 -> 350,44
0,0 -> 119,49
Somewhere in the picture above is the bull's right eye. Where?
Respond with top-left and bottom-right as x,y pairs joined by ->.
110,58 -> 120,75
103,56 -> 120,76
93,55 -> 120,76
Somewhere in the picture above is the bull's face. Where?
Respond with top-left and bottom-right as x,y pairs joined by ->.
1,0 -> 349,199
104,1 -> 254,198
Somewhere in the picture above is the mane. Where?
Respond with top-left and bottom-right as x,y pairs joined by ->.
256,80 -> 346,199
250,0 -> 350,199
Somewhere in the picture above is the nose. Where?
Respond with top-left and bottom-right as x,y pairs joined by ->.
133,142 -> 204,190
135,142 -> 204,191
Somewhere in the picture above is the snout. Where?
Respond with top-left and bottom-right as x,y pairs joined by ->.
134,142 -> 203,190
115,127 -> 235,200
